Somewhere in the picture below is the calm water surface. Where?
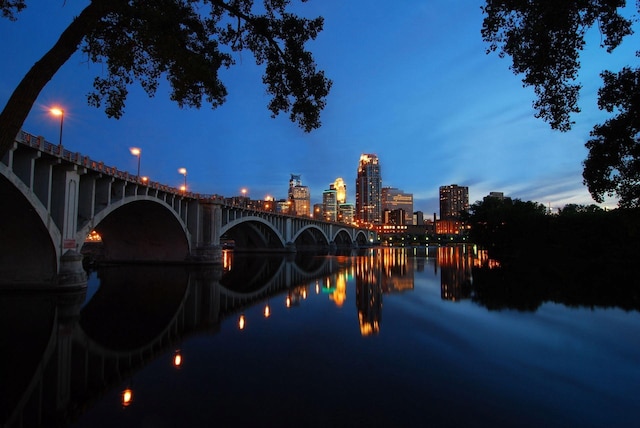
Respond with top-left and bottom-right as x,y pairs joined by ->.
2,246 -> 639,427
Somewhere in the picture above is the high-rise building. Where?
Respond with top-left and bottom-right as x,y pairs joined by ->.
322,186 -> 338,221
439,184 -> 469,220
355,154 -> 382,224
289,174 -> 310,216
334,178 -> 347,204
381,187 -> 413,225
338,203 -> 355,224
413,211 -> 424,226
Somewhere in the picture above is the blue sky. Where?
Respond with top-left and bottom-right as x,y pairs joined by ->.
1,1 -> 636,215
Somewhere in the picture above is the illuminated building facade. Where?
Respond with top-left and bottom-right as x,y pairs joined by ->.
382,187 -> 413,225
439,184 -> 469,220
289,174 -> 310,216
339,203 -> 355,224
334,177 -> 347,204
355,154 -> 382,224
322,187 -> 338,221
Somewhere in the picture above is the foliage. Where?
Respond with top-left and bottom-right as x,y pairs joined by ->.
481,1 -> 640,207
0,0 -> 25,20
464,196 -> 547,262
0,0 -> 332,158
583,67 -> 640,207
557,203 -> 603,215
467,197 -> 640,311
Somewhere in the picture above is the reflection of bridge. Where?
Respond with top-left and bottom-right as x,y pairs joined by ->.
0,130 -> 373,287
0,255 -> 339,427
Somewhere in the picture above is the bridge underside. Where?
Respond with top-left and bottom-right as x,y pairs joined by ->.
0,176 -> 57,285
87,200 -> 190,263
295,227 -> 330,251
222,221 -> 285,251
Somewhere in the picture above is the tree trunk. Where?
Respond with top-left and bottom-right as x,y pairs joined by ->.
0,1 -> 113,158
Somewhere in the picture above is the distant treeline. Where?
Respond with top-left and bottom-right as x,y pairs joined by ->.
463,198 -> 640,311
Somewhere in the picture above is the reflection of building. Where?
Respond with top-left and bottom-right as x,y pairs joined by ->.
286,285 -> 308,307
329,271 -> 347,307
355,253 -> 383,336
382,187 -> 413,225
354,247 -> 417,336
379,247 -> 414,293
438,245 -> 473,302
289,174 -> 310,216
355,154 -> 382,224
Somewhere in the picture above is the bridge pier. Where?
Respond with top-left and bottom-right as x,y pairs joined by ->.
285,242 -> 297,253
57,250 -> 87,287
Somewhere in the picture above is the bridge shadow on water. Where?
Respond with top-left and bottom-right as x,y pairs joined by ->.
0,251 -> 339,427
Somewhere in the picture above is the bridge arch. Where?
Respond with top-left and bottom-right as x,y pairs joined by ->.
220,216 -> 286,250
292,224 -> 330,249
79,197 -> 191,263
353,230 -> 370,246
331,228 -> 355,249
0,167 -> 60,284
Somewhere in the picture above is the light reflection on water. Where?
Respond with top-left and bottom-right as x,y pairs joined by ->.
1,245 -> 639,428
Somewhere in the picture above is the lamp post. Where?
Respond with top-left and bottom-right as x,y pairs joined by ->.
178,168 -> 187,193
130,147 -> 141,180
50,107 -> 64,147
241,188 -> 248,208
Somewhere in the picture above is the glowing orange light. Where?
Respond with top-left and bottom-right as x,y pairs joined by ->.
173,351 -> 183,368
264,304 -> 271,318
141,176 -> 149,183
286,296 -> 291,308
50,107 -> 63,117
121,388 -> 133,407
238,315 -> 246,330
129,147 -> 141,156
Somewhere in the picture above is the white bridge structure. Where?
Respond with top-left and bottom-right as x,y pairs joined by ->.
0,130 -> 373,288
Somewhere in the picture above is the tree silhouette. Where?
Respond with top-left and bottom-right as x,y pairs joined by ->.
0,0 -> 331,158
482,0 -> 640,207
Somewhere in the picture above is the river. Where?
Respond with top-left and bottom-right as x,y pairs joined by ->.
1,245 -> 638,427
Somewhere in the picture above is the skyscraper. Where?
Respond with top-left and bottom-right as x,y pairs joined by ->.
334,177 -> 346,204
289,174 -> 310,216
439,184 -> 469,219
322,186 -> 338,221
355,154 -> 382,224
381,187 -> 414,225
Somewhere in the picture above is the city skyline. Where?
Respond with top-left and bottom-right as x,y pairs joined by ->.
1,1 -> 635,214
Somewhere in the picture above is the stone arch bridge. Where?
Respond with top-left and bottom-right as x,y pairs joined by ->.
0,130 -> 373,287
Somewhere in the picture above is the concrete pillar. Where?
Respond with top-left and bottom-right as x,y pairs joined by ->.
57,250 -> 87,287
49,166 -> 87,286
187,202 -> 221,264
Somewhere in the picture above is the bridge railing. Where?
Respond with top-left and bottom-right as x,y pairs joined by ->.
17,130 -> 202,198
15,130 -> 364,229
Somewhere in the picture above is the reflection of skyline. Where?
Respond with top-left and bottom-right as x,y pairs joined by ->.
438,245 -> 473,302
353,248 -> 416,336
438,245 -> 501,302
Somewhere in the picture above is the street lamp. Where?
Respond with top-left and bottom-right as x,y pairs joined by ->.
50,107 -> 64,147
130,147 -> 141,179
178,167 -> 187,193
